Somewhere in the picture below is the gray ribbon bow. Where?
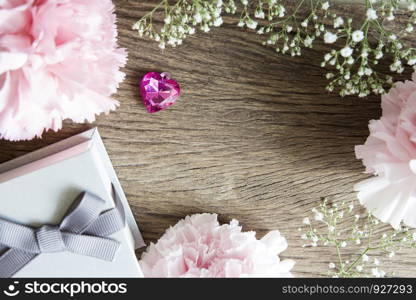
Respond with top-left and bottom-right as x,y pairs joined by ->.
0,185 -> 125,278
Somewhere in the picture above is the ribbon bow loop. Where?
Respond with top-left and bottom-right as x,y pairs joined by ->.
36,225 -> 65,253
0,184 -> 126,278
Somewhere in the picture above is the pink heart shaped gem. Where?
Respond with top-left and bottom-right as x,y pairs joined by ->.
140,72 -> 181,113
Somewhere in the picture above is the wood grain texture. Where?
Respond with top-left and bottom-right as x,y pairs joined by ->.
1,0 -> 415,277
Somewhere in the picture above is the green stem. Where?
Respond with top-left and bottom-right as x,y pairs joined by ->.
336,243 -> 344,272
269,0 -> 307,27
344,247 -> 370,274
142,0 -> 168,19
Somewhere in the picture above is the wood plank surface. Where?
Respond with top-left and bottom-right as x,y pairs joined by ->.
1,0 -> 415,277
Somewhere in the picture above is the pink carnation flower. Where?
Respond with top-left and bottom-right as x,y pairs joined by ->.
355,73 -> 416,229
139,213 -> 295,278
0,0 -> 126,141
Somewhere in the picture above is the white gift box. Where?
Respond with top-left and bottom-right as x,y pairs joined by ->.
0,128 -> 145,277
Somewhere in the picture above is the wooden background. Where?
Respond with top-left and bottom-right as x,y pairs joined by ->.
1,0 -> 415,277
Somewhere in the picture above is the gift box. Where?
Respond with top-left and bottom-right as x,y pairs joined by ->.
0,128 -> 145,277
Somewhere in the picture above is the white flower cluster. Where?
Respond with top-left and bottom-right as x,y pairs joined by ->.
261,1 -> 332,57
300,198 -> 416,278
133,0 -> 416,97
320,1 -> 416,97
133,0 -> 228,49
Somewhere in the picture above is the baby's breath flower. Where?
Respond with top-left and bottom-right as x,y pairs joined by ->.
136,0 -> 416,98
314,212 -> 324,221
386,13 -> 395,21
366,8 -> 378,20
371,268 -> 385,278
333,16 -> 344,28
302,198 -> 416,278
340,46 -> 353,57
246,19 -> 258,30
164,15 -> 171,24
351,30 -> 364,43
304,36 -> 313,47
194,13 -> 202,23
324,31 -> 337,44
255,10 -> 265,19
213,17 -> 223,27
